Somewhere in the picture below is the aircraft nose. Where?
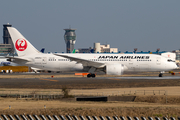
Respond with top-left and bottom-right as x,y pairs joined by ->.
174,63 -> 179,69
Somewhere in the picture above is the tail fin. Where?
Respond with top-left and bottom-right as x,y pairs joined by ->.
72,49 -> 76,53
40,48 -> 45,53
7,27 -> 40,56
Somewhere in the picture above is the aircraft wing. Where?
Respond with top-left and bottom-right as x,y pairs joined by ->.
5,56 -> 32,62
54,54 -> 105,68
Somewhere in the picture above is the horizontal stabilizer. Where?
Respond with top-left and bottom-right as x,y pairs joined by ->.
6,56 -> 32,62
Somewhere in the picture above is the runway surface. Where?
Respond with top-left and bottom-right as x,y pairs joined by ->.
111,76 -> 180,79
0,73 -> 180,89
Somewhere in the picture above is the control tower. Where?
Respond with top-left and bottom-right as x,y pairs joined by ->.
64,28 -> 76,53
3,23 -> 12,45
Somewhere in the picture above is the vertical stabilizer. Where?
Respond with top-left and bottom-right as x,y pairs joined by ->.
7,27 -> 40,56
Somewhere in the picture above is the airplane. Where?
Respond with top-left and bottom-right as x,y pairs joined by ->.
0,47 -> 45,67
0,56 -> 19,66
6,27 -> 177,77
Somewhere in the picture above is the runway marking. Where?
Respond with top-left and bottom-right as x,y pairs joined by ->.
109,78 -> 121,81
39,79 -> 58,82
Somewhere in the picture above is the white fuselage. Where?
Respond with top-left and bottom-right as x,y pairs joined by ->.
15,53 -> 177,72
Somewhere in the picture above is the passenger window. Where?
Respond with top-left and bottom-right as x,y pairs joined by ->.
167,59 -> 175,62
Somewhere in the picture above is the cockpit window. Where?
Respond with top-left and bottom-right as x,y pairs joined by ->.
167,59 -> 175,62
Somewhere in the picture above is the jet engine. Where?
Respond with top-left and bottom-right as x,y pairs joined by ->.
106,64 -> 124,75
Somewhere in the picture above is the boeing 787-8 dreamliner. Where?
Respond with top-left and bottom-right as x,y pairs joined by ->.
6,27 -> 177,77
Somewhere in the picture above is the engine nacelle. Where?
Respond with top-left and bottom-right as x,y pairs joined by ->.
106,64 -> 124,75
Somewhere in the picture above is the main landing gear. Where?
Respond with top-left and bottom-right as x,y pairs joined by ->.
159,71 -> 164,77
159,73 -> 163,77
87,73 -> 96,78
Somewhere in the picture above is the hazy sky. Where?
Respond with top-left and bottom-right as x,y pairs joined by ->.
0,1 -> 180,53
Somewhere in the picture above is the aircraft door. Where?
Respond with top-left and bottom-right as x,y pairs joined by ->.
42,57 -> 47,69
156,57 -> 161,65
129,59 -> 133,65
42,57 -> 47,64
42,57 -> 47,68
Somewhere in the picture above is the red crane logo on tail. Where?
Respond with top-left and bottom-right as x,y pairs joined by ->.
15,38 -> 27,51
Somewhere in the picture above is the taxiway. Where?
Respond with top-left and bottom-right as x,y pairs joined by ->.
0,73 -> 180,89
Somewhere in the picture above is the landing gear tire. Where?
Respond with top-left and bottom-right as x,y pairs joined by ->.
87,73 -> 96,78
91,74 -> 96,78
87,74 -> 91,78
159,73 -> 163,77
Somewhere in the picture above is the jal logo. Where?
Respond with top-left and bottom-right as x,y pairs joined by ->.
15,38 -> 27,51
